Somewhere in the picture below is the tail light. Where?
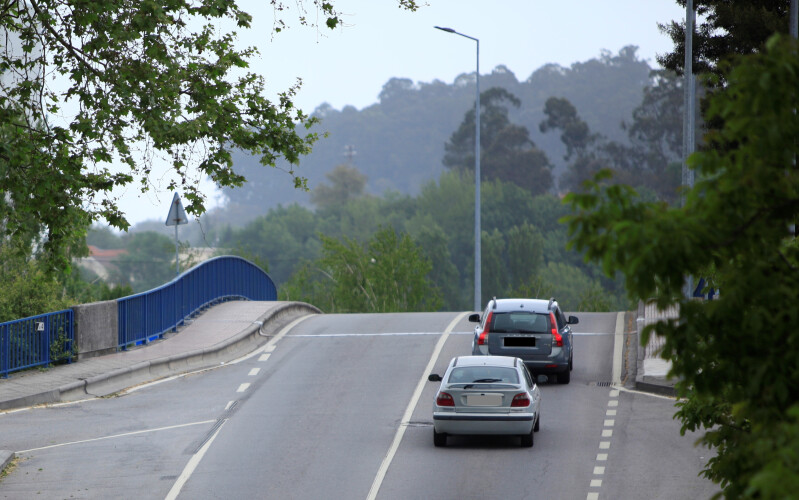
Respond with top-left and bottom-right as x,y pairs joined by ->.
476,311 -> 493,345
511,393 -> 531,407
436,392 -> 455,407
550,312 -> 563,347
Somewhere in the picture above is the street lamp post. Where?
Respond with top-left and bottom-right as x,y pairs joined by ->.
435,26 -> 481,311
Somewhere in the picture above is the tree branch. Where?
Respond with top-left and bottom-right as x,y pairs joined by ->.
26,0 -> 103,78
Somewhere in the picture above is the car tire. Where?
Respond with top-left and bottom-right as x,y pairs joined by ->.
534,413 -> 540,432
557,369 -> 571,384
433,429 -> 447,447
520,427 -> 534,447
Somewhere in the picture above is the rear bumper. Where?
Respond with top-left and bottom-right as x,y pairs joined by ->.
472,345 -> 570,374
433,412 -> 535,435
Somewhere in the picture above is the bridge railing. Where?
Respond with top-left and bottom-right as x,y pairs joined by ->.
117,256 -> 277,349
1,309 -> 74,378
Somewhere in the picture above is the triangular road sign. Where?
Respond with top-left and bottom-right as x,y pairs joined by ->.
165,193 -> 189,226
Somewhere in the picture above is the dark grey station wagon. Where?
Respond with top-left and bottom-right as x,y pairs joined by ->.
470,298 -> 579,384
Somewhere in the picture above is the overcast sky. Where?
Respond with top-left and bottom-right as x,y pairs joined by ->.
116,0 -> 688,226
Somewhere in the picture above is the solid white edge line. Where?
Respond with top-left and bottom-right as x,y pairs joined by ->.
366,311 -> 470,500
611,311 -> 625,386
165,419 -> 227,500
17,419 -> 217,453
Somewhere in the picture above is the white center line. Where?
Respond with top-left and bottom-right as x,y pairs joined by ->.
366,312 -> 470,500
606,409 -> 617,416
258,353 -> 271,362
597,453 -> 608,461
602,429 -> 613,437
236,383 -> 250,393
248,368 -> 260,376
590,479 -> 603,488
599,441 -> 611,449
587,493 -> 599,500
604,419 -> 615,427
594,466 -> 605,475
608,400 -> 619,407
165,419 -> 227,500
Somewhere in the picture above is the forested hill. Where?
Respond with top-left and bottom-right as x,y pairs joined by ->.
207,46 -> 652,227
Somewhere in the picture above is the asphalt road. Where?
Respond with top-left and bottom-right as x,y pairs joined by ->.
0,311 -> 718,499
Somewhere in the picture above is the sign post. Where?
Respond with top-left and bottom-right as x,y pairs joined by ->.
165,193 -> 189,276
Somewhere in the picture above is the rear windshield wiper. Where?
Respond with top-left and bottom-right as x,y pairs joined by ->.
463,378 -> 503,388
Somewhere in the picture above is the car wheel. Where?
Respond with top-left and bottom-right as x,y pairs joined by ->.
557,369 -> 571,384
433,429 -> 447,447
534,413 -> 540,432
520,427 -> 534,447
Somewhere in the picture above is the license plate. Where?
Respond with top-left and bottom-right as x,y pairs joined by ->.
504,336 -> 536,347
465,393 -> 502,406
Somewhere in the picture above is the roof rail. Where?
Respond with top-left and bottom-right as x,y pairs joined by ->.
547,297 -> 555,309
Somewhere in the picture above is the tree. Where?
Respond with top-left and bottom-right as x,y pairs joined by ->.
281,227 -> 441,313
310,164 -> 368,210
444,87 -> 553,196
109,231 -> 175,292
562,36 -> 799,498
0,0 -> 418,272
658,0 -> 794,84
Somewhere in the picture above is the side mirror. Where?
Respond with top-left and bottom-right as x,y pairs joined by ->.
428,374 -> 442,382
568,315 -> 579,325
468,313 -> 480,323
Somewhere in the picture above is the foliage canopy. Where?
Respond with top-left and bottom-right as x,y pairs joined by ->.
563,35 -> 799,498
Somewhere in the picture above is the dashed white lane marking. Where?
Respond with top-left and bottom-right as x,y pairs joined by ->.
165,419 -> 227,500
587,312 -> 626,500
248,368 -> 260,376
224,401 -> 234,411
366,312 -> 471,500
258,353 -> 271,362
17,419 -> 216,453
236,383 -> 250,393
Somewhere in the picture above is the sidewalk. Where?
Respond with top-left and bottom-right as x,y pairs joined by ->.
634,301 -> 679,396
0,300 -> 320,412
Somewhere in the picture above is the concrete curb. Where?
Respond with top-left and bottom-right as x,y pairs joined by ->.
1,302 -> 321,410
1,449 -> 14,472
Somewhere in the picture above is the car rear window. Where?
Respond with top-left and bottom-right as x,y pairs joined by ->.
491,312 -> 548,333
447,366 -> 519,384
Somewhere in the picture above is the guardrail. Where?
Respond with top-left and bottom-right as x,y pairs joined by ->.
117,255 -> 277,349
1,309 -> 74,378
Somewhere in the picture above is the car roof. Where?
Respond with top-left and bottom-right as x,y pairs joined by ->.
489,298 -> 553,313
452,355 -> 519,368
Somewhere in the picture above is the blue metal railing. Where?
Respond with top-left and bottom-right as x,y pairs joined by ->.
1,309 -> 74,378
116,255 -> 277,349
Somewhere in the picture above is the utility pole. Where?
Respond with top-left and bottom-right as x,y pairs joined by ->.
682,0 -> 696,299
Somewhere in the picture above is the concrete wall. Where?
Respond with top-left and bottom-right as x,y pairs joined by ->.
71,301 -> 118,360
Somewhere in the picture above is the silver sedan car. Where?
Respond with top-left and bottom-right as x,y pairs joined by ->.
428,355 -> 542,447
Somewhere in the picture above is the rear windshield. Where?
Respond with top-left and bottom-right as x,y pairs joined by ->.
490,312 -> 548,333
447,366 -> 519,384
